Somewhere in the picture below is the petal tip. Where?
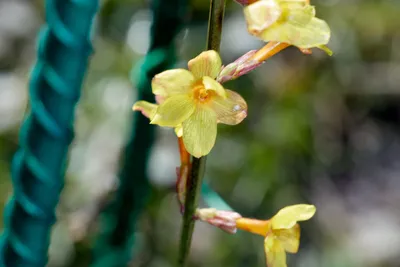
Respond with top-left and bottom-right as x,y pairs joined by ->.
132,101 -> 158,119
188,50 -> 222,79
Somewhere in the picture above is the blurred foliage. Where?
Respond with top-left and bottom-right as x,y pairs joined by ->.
1,0 -> 400,267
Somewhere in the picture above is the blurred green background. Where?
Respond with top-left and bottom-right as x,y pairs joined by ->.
1,0 -> 400,266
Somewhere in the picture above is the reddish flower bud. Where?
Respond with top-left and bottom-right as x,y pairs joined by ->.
196,208 -> 242,234
217,50 -> 262,83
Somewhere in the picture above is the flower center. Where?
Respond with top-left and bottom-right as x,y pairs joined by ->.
192,81 -> 215,104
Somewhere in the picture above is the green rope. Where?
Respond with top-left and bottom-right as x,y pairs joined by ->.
201,183 -> 233,211
0,0 -> 98,266
91,0 -> 188,266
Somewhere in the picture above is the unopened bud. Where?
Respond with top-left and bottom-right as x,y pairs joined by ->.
234,50 -> 258,65
217,50 -> 262,83
217,63 -> 237,83
236,59 -> 263,77
196,208 -> 242,234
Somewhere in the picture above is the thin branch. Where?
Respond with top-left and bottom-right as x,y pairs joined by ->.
178,156 -> 207,267
206,0 -> 226,51
177,1 -> 226,266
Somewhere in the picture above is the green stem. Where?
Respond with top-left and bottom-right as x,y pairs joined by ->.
177,1 -> 226,267
178,157 -> 207,267
206,0 -> 226,51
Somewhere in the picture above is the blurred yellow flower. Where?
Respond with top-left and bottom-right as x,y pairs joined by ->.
244,0 -> 331,52
133,50 -> 248,158
236,204 -> 316,267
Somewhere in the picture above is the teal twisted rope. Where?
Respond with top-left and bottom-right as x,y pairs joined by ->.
91,0 -> 188,266
0,0 -> 98,266
201,183 -> 233,211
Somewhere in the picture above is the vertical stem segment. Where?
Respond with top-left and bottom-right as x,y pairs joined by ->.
206,0 -> 226,51
178,156 -> 207,267
0,0 -> 98,266
178,1 -> 226,266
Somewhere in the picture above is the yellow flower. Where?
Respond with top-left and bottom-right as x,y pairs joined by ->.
133,50 -> 248,158
236,204 -> 316,267
244,0 -> 331,51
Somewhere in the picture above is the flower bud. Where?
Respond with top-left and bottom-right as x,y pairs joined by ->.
217,50 -> 262,83
196,208 -> 242,234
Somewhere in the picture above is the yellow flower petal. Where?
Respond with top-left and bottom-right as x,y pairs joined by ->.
271,204 -> 316,230
150,95 -> 195,127
182,107 -> 217,158
264,236 -> 287,267
152,69 -> 195,96
286,5 -> 315,26
175,124 -> 183,137
244,0 -> 281,34
188,50 -> 222,79
155,95 -> 166,104
259,16 -> 330,48
202,76 -> 226,98
274,224 -> 300,253
211,89 -> 248,125
132,101 -> 158,120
